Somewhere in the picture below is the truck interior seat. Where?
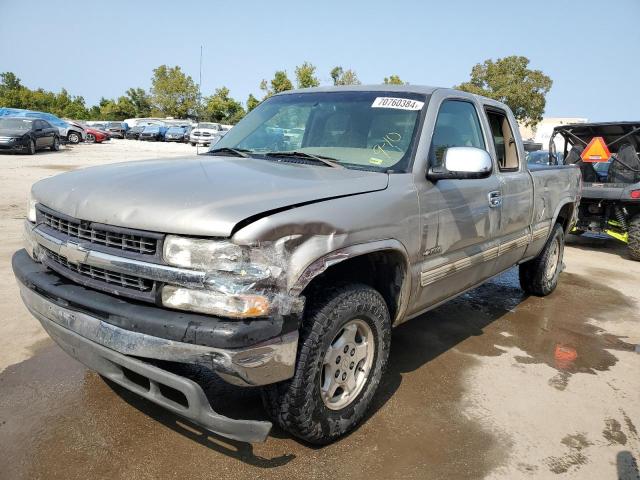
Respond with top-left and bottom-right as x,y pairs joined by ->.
608,143 -> 640,184
565,145 -> 598,182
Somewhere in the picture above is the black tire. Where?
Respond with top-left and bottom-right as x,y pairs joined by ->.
261,283 -> 391,445
519,223 -> 565,296
629,215 -> 640,261
50,136 -> 60,151
26,139 -> 36,155
190,142 -> 196,146
86,133 -> 95,143
67,131 -> 80,144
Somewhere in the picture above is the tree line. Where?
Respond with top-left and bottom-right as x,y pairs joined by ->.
0,56 -> 551,127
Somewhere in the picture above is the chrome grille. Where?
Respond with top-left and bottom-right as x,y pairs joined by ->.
44,248 -> 153,292
39,208 -> 158,255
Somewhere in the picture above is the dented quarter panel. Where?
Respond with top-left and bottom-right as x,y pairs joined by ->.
232,173 -> 420,316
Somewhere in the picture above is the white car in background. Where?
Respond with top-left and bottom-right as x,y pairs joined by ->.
189,122 -> 225,146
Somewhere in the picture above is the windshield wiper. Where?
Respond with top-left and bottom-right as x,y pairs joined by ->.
264,151 -> 344,168
208,147 -> 252,158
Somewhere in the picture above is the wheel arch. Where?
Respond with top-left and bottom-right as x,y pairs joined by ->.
290,239 -> 411,326
552,199 -> 577,234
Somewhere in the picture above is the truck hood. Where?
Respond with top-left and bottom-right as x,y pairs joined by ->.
32,156 -> 389,237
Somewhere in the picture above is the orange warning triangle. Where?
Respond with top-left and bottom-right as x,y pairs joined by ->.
581,137 -> 611,162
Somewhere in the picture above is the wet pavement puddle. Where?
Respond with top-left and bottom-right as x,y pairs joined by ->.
0,267 -> 637,479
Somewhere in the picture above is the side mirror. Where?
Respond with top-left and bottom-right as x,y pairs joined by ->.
427,147 -> 493,181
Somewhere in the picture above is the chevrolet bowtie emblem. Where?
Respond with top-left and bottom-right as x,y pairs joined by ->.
59,241 -> 89,264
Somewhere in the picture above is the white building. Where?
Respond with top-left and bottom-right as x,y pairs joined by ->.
520,117 -> 588,151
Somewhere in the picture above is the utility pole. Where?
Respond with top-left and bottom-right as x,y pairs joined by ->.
198,45 -> 203,120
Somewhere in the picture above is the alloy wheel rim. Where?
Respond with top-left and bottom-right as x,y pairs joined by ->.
320,319 -> 375,410
545,238 -> 560,280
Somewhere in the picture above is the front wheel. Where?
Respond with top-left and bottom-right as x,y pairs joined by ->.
628,215 -> 640,261
86,133 -> 95,143
519,223 -> 565,296
26,139 -> 36,155
67,131 -> 80,144
261,283 -> 391,445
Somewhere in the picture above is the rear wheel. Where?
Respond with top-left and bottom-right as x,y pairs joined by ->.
519,223 -> 565,296
261,283 -> 391,445
629,215 -> 640,261
50,136 -> 60,151
67,131 -> 80,144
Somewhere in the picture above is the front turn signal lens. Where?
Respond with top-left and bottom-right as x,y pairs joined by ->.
161,285 -> 270,318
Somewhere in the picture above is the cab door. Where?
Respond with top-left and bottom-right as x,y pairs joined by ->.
413,97 -> 501,311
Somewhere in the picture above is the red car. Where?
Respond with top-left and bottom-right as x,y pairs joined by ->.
84,127 -> 109,143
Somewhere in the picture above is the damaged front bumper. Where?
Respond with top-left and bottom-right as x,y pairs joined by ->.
12,249 -> 301,442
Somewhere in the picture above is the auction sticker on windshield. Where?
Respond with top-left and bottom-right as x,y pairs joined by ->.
372,97 -> 424,110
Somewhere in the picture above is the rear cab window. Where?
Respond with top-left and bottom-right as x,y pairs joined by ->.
485,108 -> 520,171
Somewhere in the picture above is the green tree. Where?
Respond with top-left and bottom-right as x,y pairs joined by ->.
295,61 -> 320,88
330,66 -> 360,86
99,96 -> 136,120
383,75 -> 405,85
0,72 -> 27,108
260,70 -> 293,98
125,87 -> 152,117
150,65 -> 198,118
456,55 -> 552,127
203,87 -> 246,124
246,93 -> 260,112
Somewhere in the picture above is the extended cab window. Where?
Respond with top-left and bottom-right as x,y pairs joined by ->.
429,100 -> 485,168
486,109 -> 519,171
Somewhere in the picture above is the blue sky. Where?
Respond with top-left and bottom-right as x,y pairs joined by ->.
1,0 -> 639,121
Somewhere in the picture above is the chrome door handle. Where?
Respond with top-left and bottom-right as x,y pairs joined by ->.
488,191 -> 502,208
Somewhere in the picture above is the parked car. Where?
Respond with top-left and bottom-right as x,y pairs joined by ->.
526,150 -> 564,166
0,108 -> 85,144
551,121 -> 640,259
189,122 -> 223,146
139,125 -> 168,141
0,117 -> 60,154
125,125 -> 144,140
14,86 -> 580,445
84,127 -> 109,143
164,126 -> 190,142
105,122 -> 127,139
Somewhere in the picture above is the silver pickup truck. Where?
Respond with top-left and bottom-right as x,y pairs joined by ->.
13,85 -> 581,444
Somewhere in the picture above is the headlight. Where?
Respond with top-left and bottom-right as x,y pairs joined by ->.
162,235 -> 285,318
163,235 -> 243,271
27,193 -> 37,223
161,285 -> 270,318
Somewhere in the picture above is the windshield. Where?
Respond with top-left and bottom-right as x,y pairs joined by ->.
0,118 -> 33,130
214,91 -> 427,171
167,126 -> 184,133
143,126 -> 160,132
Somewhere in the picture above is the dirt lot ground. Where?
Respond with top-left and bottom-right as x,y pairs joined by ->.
0,140 -> 639,480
